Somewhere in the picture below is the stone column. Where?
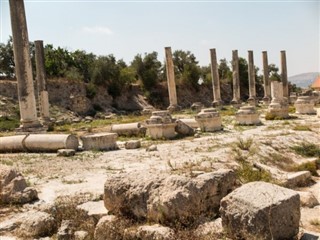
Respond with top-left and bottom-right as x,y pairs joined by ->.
9,0 -> 41,129
210,48 -> 222,106
281,50 -> 289,99
165,47 -> 179,111
35,40 -> 50,123
231,50 -> 241,104
262,51 -> 271,103
247,50 -> 256,104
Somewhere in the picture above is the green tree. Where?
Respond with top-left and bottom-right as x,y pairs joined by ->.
172,50 -> 201,89
268,63 -> 281,81
218,58 -> 232,82
0,37 -> 15,78
71,50 -> 96,82
131,52 -> 161,91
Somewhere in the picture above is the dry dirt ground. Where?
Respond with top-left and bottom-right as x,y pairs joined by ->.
1,111 -> 320,239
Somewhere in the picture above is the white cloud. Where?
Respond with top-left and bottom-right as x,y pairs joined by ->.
82,26 -> 114,36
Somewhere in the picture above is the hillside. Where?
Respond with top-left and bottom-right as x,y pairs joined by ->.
288,72 -> 319,88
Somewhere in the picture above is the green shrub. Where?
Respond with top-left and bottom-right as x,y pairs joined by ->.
0,116 -> 20,131
293,125 -> 311,131
290,161 -> 319,176
291,143 -> 320,157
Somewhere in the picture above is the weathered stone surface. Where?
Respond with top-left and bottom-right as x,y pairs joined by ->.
286,171 -> 312,188
57,220 -> 74,240
94,215 -> 122,240
57,149 -> 76,157
236,106 -> 260,125
220,181 -> 300,240
125,140 -> 141,149
74,230 -> 89,240
0,167 -> 38,204
195,108 -> 222,132
81,133 -> 118,151
18,210 -> 56,238
194,218 -> 223,238
111,123 -> 146,137
125,224 -> 174,240
295,96 -> 316,114
77,200 -> 108,220
104,169 -> 236,226
175,120 -> 194,136
178,118 -> 199,129
296,191 -> 319,207
191,102 -> 203,112
146,145 -> 157,152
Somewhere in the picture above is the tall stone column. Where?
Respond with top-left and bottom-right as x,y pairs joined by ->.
210,48 -> 222,106
9,0 -> 40,129
35,40 -> 50,123
248,50 -> 256,105
262,51 -> 271,103
165,47 -> 179,112
281,50 -> 289,99
231,50 -> 240,104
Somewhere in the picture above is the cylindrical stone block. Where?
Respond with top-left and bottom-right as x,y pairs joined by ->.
35,40 -> 50,121
195,108 -> 222,132
0,135 -> 28,153
281,50 -> 288,99
262,51 -> 271,101
9,0 -> 40,128
165,47 -> 178,108
24,134 -> 79,152
248,50 -> 256,102
294,96 -> 316,114
111,123 -> 146,137
210,48 -> 221,105
231,50 -> 240,103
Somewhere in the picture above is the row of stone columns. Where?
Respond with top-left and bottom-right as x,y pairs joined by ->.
165,47 -> 289,109
9,0 -> 49,131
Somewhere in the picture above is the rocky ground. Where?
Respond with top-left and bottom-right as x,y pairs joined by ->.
0,108 -> 320,239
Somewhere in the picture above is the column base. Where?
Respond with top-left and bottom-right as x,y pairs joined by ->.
16,120 -> 47,134
247,97 -> 256,106
167,104 -> 181,113
212,100 -> 223,108
262,96 -> 271,105
231,99 -> 241,108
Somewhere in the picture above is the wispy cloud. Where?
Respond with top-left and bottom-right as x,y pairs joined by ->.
82,26 -> 114,35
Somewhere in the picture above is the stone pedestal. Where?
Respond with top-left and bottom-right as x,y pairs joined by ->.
294,96 -> 316,114
146,111 -> 176,139
267,81 -> 289,118
81,133 -> 118,151
236,106 -> 260,125
195,108 -> 222,132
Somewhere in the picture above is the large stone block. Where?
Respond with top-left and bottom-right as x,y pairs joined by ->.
104,169 -> 236,226
195,108 -> 222,132
81,133 -> 118,151
235,106 -> 260,125
220,181 -> 300,240
294,96 -> 316,114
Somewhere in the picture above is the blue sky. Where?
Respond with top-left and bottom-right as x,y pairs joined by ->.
0,0 -> 319,77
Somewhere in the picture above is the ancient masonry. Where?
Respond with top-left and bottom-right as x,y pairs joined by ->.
247,50 -> 256,105
231,50 -> 241,105
262,51 -> 271,103
165,47 -> 180,112
210,48 -> 222,107
35,40 -> 50,124
281,50 -> 289,100
9,0 -> 41,130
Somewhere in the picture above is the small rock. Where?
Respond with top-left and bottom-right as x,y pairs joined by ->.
125,140 -> 141,149
72,118 -> 81,123
57,220 -> 74,240
175,120 -> 195,136
57,149 -> 76,157
296,191 -> 319,207
94,215 -> 123,240
146,145 -> 157,152
195,218 -> 223,237
84,116 -> 93,122
77,200 -> 108,220
135,224 -> 175,240
74,230 -> 89,240
194,133 -> 201,138
286,171 -> 312,188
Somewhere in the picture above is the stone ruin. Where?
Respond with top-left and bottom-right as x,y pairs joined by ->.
195,108 -> 222,132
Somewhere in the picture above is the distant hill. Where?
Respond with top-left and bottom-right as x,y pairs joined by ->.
288,72 -> 319,88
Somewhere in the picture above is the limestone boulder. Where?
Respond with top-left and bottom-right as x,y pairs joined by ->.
175,120 -> 195,136
104,169 -> 236,226
94,215 -> 123,240
220,181 -> 300,240
125,140 -> 141,149
0,168 -> 38,204
296,191 -> 319,207
124,224 -> 174,240
18,210 -> 56,238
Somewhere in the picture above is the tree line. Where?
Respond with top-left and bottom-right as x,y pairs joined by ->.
1,37 -> 294,99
